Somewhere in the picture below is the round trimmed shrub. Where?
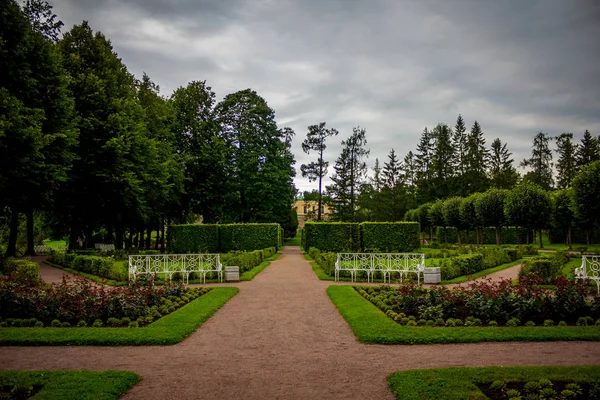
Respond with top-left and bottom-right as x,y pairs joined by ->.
77,320 -> 87,328
50,319 -> 61,327
92,319 -> 103,327
558,321 -> 568,326
488,321 -> 498,327
543,319 -> 554,327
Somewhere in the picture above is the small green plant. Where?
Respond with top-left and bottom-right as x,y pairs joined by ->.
121,317 -> 131,327
34,321 -> 43,328
50,319 -> 61,327
558,321 -> 568,326
434,318 -> 445,327
525,321 -> 536,327
488,320 -> 498,326
506,318 -> 521,327
489,380 -> 506,390
445,319 -> 456,327
106,317 -> 121,327
92,319 -> 103,328
417,319 -> 427,326
538,379 -> 553,389
10,379 -> 33,399
507,389 -> 521,397
60,322 -> 70,328
77,320 -> 87,327
543,320 -> 554,327
576,317 -> 588,326
426,320 -> 434,327
406,320 -> 417,326
524,380 -> 541,393
564,383 -> 582,395
128,321 -> 139,328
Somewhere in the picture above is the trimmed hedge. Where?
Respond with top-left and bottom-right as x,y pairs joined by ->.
2,259 -> 39,282
303,222 -> 361,252
436,226 -> 529,244
50,253 -> 126,281
307,248 -> 337,276
519,256 -> 562,282
221,247 -> 276,273
167,223 -> 280,253
219,223 -> 280,252
362,222 -> 420,252
439,253 -> 484,280
167,224 -> 219,253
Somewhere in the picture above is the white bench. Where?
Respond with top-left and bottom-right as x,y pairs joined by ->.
34,245 -> 53,255
128,253 -> 223,284
575,255 -> 600,293
335,253 -> 425,283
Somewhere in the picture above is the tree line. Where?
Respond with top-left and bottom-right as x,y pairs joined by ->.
0,0 -> 297,257
301,116 -> 599,226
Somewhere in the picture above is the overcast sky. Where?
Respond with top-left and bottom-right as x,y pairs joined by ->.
50,0 -> 600,194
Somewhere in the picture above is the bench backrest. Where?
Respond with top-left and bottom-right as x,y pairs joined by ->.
95,243 -> 115,252
581,255 -> 600,278
128,253 -> 222,280
336,253 -> 425,271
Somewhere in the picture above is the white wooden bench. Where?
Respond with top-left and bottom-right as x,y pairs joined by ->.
335,253 -> 425,283
128,253 -> 223,284
575,255 -> 600,293
95,243 -> 115,252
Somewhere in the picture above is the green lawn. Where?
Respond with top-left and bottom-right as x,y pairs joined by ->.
387,366 -> 600,400
327,285 -> 600,345
0,370 -> 140,400
42,239 -> 67,248
284,232 -> 302,246
0,287 -> 238,346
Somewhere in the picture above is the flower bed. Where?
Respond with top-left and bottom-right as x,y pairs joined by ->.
355,276 -> 600,327
0,274 -> 209,328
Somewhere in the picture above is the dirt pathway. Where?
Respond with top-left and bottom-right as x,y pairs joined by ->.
3,247 -> 600,399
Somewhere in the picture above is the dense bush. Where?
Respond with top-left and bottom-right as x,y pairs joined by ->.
167,224 -> 219,253
303,222 -> 361,252
2,259 -> 39,282
307,247 -> 337,276
218,223 -> 280,252
361,222 -> 420,252
519,253 -> 565,283
50,253 -> 126,281
221,247 -> 276,272
438,253 -> 484,280
0,274 -> 209,326
436,247 -> 515,280
436,226 -> 529,244
356,276 -> 598,326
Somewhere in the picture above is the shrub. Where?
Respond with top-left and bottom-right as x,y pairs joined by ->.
543,319 -> 554,326
92,319 -> 103,328
303,222 -> 361,252
219,224 -> 280,252
167,224 -> 219,253
361,222 -> 420,252
519,257 -> 560,283
3,259 -> 39,282
558,321 -> 567,326
50,319 -> 61,327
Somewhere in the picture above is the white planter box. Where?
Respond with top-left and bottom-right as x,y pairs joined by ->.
225,266 -> 240,282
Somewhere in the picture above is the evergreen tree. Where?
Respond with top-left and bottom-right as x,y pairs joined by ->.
327,127 -> 369,221
453,114 -> 467,176
430,123 -> 455,199
463,121 -> 489,194
382,149 -> 402,188
520,132 -> 554,190
402,151 -> 417,209
414,127 -> 434,203
575,129 -> 599,170
488,138 -> 519,189
571,160 -> 600,245
554,132 -> 577,189
378,149 -> 406,221
299,122 -> 338,220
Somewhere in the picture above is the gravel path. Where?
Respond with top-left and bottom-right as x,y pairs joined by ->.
3,247 -> 600,399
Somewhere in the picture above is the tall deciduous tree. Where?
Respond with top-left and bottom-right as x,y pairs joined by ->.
327,127 -> 369,221
571,160 -> 600,245
443,197 -> 464,244
554,133 -> 577,189
489,138 -> 519,189
504,181 -> 552,248
460,193 -> 483,244
551,188 -> 574,248
300,122 -> 338,220
476,188 -> 508,245
521,132 -> 554,190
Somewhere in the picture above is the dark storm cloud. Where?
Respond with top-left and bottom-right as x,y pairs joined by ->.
50,0 -> 600,193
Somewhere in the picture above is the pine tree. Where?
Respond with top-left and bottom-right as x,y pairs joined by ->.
299,122 -> 338,220
521,132 -> 554,190
430,123 -> 455,199
371,158 -> 382,192
402,151 -> 417,210
414,128 -> 434,202
575,129 -> 599,170
554,133 -> 577,189
453,114 -> 467,174
463,121 -> 489,194
382,149 -> 402,188
489,138 -> 519,189
327,127 -> 369,221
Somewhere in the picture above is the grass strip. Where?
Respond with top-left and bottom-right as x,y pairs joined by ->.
0,287 -> 238,346
0,370 -> 140,400
240,253 -> 280,280
327,285 -> 600,344
440,259 -> 523,284
387,366 -> 600,400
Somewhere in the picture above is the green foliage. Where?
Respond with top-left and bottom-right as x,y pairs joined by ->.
0,287 -> 238,345
167,224 -> 219,253
2,259 -> 39,282
327,285 -> 600,344
306,248 -> 338,276
303,222 -> 361,252
438,253 -> 484,280
0,370 -> 140,400
572,160 -> 600,243
519,256 -> 561,282
50,253 -> 125,281
221,247 -> 276,273
219,223 -> 280,252
361,222 -> 420,252
505,181 -> 552,247
387,366 -> 600,400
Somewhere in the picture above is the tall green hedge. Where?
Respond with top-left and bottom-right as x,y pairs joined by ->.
436,226 -> 529,245
303,222 -> 361,252
219,224 -> 280,252
167,225 -> 219,253
361,222 -> 420,252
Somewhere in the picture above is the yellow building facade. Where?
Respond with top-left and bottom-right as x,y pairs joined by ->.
293,200 -> 335,228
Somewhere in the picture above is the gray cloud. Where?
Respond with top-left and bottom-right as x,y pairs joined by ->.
50,0 -> 600,194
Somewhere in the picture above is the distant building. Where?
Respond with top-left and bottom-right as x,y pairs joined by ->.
293,200 -> 335,228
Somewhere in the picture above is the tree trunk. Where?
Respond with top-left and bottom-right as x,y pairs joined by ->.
154,220 -> 160,250
586,230 -> 590,245
84,227 -> 94,249
25,210 -> 35,256
146,226 -> 152,249
429,226 -> 433,242
134,231 -> 139,248
567,225 -> 572,249
115,224 -> 123,250
69,222 -> 80,250
495,226 -> 501,246
160,216 -> 166,252
140,229 -> 145,250
538,229 -> 544,249
457,230 -> 461,245
5,210 -> 19,258
107,224 -> 114,244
